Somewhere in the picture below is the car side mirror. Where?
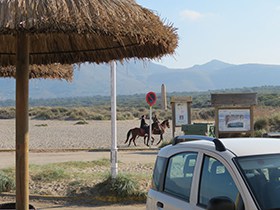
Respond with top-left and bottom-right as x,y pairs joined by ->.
207,196 -> 235,210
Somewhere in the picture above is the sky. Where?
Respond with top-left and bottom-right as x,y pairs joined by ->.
136,0 -> 280,69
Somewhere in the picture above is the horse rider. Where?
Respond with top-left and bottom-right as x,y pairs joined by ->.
152,114 -> 160,132
140,115 -> 149,134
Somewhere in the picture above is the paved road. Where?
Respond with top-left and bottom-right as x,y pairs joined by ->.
0,150 -> 158,169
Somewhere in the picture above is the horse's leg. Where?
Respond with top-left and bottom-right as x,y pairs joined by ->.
128,132 -> 138,147
156,134 -> 163,145
144,134 -> 149,145
145,135 -> 149,146
151,136 -> 155,145
133,136 -> 137,146
143,135 -> 146,145
128,136 -> 132,147
125,129 -> 132,144
128,133 -> 135,147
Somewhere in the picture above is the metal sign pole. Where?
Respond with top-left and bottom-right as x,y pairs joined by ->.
110,61 -> 118,178
149,106 -> 152,148
146,91 -> 156,148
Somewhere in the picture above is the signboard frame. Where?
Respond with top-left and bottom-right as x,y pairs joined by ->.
211,93 -> 257,138
170,96 -> 192,137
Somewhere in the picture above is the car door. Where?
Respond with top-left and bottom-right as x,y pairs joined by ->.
194,155 -> 245,210
152,152 -> 198,210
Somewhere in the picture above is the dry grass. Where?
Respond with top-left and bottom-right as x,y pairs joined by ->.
0,159 -> 151,200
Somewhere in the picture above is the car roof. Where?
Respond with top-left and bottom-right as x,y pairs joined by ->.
221,138 -> 280,156
160,137 -> 280,157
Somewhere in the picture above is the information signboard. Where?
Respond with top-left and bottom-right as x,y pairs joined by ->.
175,102 -> 189,126
218,109 -> 251,132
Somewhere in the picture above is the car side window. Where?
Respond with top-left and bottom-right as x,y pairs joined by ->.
151,157 -> 166,191
164,152 -> 197,201
199,156 -> 244,209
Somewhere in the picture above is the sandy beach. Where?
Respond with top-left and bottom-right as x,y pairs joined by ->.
0,119 -> 180,149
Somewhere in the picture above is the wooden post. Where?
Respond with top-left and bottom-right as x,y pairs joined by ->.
250,106 -> 255,137
171,102 -> 175,138
215,107 -> 219,137
16,32 -> 30,210
187,102 -> 192,124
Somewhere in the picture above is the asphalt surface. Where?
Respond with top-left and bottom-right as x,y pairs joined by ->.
0,150 -> 158,169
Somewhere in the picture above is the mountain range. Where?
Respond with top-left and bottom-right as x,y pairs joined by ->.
1,59 -> 280,99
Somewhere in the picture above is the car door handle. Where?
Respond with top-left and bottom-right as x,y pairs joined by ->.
157,201 -> 164,208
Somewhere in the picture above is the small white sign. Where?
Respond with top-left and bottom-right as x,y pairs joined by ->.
175,102 -> 188,126
218,109 -> 251,132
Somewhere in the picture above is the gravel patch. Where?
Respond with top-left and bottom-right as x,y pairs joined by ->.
0,119 -> 180,149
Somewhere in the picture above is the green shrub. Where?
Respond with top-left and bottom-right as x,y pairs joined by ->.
132,111 -> 140,118
0,172 -> 15,192
198,108 -> 215,120
0,108 -> 15,119
138,108 -> 146,112
74,120 -> 88,125
31,167 -> 69,182
33,110 -> 55,120
269,114 -> 280,131
91,114 -> 105,120
35,124 -> 48,127
96,173 -> 141,197
254,129 -> 267,137
117,114 -> 126,121
254,118 -> 268,130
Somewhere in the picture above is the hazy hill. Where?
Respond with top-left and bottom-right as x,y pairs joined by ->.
1,60 -> 280,99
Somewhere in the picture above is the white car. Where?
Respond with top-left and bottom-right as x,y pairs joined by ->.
146,135 -> 280,210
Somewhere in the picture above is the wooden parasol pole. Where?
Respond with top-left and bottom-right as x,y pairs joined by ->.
16,32 -> 30,210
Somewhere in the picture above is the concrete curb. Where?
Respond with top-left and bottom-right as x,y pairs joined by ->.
0,147 -> 159,153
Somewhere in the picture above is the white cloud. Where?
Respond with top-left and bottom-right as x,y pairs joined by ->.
180,9 -> 204,21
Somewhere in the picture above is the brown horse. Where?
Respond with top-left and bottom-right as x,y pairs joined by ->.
125,119 -> 170,147
144,119 -> 170,145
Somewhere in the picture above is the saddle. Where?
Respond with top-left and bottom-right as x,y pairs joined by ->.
152,122 -> 161,134
140,128 -> 146,136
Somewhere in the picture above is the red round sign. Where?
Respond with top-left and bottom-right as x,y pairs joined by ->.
146,92 -> 157,106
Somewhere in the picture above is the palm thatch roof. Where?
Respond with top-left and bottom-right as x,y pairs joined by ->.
0,0 -> 178,67
0,64 -> 73,80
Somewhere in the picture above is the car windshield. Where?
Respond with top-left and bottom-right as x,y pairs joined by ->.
236,154 -> 280,210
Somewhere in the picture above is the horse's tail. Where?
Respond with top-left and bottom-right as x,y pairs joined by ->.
125,129 -> 132,144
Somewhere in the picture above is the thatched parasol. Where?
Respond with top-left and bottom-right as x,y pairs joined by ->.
0,64 -> 73,80
0,0 -> 177,66
0,0 -> 178,209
